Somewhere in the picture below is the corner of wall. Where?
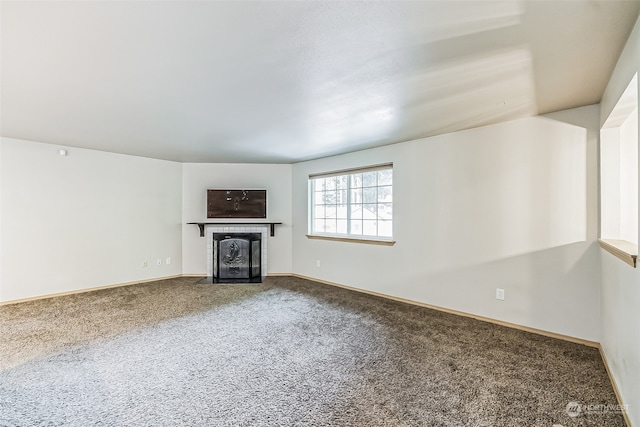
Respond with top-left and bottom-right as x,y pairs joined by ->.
599,10 -> 640,427
0,138 -> 3,301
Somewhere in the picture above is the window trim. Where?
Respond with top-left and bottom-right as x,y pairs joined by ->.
306,234 -> 396,246
599,73 -> 638,267
308,163 -> 393,240
308,162 -> 393,179
599,239 -> 637,267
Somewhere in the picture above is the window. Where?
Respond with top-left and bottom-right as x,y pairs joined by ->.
309,164 -> 393,241
600,73 -> 638,267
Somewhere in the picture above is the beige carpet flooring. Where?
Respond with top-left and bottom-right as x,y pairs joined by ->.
0,276 -> 626,426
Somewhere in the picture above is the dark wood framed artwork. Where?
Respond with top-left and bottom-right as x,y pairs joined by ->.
207,190 -> 267,218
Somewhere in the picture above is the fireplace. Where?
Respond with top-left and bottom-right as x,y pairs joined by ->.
213,233 -> 262,283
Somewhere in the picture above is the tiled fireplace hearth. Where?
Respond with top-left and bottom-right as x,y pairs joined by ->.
206,225 -> 268,281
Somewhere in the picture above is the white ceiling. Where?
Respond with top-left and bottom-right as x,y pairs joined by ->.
2,1 -> 639,163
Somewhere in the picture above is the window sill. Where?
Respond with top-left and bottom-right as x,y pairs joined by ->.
599,239 -> 638,267
306,234 -> 396,246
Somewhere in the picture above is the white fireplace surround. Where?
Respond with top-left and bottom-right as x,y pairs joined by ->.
206,225 -> 268,278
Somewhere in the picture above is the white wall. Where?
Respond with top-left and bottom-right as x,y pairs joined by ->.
292,109 -> 600,342
599,14 -> 640,427
181,163 -> 292,275
0,140 -> 3,299
0,138 -> 183,302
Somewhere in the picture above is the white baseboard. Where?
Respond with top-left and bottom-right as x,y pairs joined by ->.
598,345 -> 632,427
289,273 -> 599,348
0,274 -> 185,305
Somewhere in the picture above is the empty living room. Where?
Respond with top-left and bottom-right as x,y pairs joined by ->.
1,1 -> 640,426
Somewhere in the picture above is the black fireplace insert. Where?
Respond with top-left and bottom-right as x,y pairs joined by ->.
212,233 -> 262,283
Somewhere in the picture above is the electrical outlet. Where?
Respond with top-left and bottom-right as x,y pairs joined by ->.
156,259 -> 162,266
316,260 -> 321,267
142,261 -> 148,268
496,288 -> 505,301
166,257 -> 171,265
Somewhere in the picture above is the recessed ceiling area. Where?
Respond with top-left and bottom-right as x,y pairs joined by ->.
2,1 -> 639,163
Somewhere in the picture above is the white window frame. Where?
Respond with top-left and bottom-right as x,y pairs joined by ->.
599,73 -> 638,267
308,163 -> 393,243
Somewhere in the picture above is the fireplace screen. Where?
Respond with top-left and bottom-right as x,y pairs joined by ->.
213,233 -> 262,282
